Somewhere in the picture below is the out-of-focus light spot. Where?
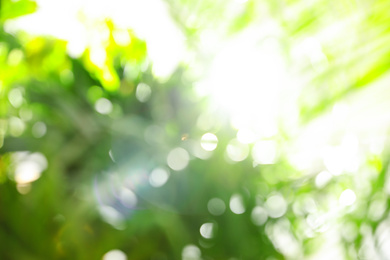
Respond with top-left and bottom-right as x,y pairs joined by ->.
339,189 -> 356,206
269,220 -> 300,258
120,188 -> 137,208
237,128 -> 257,144
16,183 -> 31,194
124,169 -> 149,189
98,205 -> 125,230
200,222 -> 214,239
207,198 -> 226,216
198,33 -> 284,142
323,146 -> 344,176
102,249 -> 127,260
87,85 -> 103,102
188,139 -> 212,160
341,134 -> 360,172
252,140 -> 277,165
32,122 -> 47,138
322,135 -> 359,175
9,117 -> 25,136
149,168 -> 169,187
288,151 -> 312,171
265,194 -> 287,218
67,38 -> 86,58
306,213 -> 326,232
135,83 -> 152,103
226,139 -> 249,162
230,194 -> 245,214
182,244 -> 201,260
332,103 -> 349,122
315,170 -> 332,188
60,69 -> 74,85
369,137 -> 385,155
14,152 -> 47,185
200,133 -> 218,151
89,46 -> 106,67
167,147 -> 190,171
19,107 -> 32,121
7,49 -> 23,66
368,199 -> 386,221
341,222 -> 358,242
102,71 -> 114,84
299,37 -> 328,72
251,206 -> 268,225
108,150 -> 116,162
95,98 -> 113,114
8,88 -> 23,108
303,198 -> 317,214
15,161 -> 41,184
113,29 -> 131,46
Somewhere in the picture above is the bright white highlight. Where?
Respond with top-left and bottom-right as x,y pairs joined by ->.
315,171 -> 332,188
252,140 -> 277,165
5,0 -> 185,77
229,194 -> 245,214
95,98 -> 113,114
237,128 -> 257,144
182,245 -> 201,260
195,31 -> 285,142
167,147 -> 190,171
149,168 -> 169,187
226,139 -> 249,162
119,188 -> 137,208
113,29 -> 131,46
265,194 -> 287,218
200,222 -> 214,239
98,206 -> 125,230
103,249 -> 127,260
251,206 -> 268,225
200,133 -> 218,151
339,189 -> 356,206
13,152 -> 48,185
8,88 -> 23,108
135,83 -> 152,103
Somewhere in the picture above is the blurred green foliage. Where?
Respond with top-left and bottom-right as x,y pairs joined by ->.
1,0 -> 390,259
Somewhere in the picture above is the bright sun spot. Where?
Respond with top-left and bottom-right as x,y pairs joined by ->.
339,189 -> 356,206
196,30 -> 286,141
200,133 -> 218,151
